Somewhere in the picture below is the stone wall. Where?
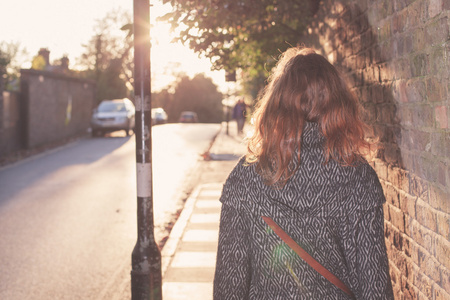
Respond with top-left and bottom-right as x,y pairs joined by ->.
20,69 -> 95,148
301,0 -> 449,298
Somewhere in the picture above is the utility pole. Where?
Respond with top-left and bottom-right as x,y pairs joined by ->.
131,0 -> 162,299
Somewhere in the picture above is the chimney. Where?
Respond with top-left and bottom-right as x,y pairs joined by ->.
38,48 -> 50,66
60,56 -> 69,70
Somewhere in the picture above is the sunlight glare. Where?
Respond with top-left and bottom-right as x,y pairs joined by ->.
0,0 -> 227,93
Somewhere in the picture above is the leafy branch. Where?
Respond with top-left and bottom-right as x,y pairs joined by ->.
160,0 -> 318,96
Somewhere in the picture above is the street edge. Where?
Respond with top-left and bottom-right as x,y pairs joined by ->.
160,183 -> 202,277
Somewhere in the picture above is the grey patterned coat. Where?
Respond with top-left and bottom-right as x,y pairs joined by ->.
213,122 -> 394,300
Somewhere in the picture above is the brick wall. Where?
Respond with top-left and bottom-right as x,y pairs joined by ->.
20,69 -> 95,148
0,68 -> 24,158
0,91 -> 23,157
301,0 -> 449,299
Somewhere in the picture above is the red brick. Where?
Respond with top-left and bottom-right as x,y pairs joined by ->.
398,106 -> 413,128
446,164 -> 450,194
351,35 -> 363,54
361,29 -> 376,50
389,261 -> 401,287
411,219 -> 434,253
392,11 -> 404,34
385,228 -> 395,256
383,144 -> 402,165
425,18 -> 449,46
410,105 -> 433,128
413,271 -> 434,299
395,58 -> 413,79
383,203 -> 391,222
445,0 -> 450,9
434,283 -> 450,300
408,238 -> 420,267
405,79 -> 427,102
388,207 -> 404,235
412,28 -> 427,52
428,0 -> 443,18
372,44 -> 383,64
386,184 -> 401,207
378,19 -> 392,42
401,278 -> 419,300
392,284 -> 402,299
429,185 -> 449,214
418,248 -> 441,282
415,155 -> 445,185
371,84 -> 385,103
435,106 -> 448,129
402,245 -> 419,282
404,214 -> 414,237
362,102 -> 377,123
441,265 -> 450,293
400,168 -> 410,192
409,175 -> 429,199
430,132 -> 449,158
436,161 -> 447,187
426,77 -> 446,103
400,192 -> 417,218
435,235 -> 450,269
411,53 -> 429,77
387,165 -> 399,185
417,199 -> 438,232
392,242 -> 409,274
436,211 -> 449,239
411,129 -> 432,152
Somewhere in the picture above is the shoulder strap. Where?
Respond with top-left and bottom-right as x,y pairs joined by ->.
261,216 -> 355,299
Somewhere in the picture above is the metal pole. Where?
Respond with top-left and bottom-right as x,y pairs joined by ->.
226,105 -> 230,135
131,0 -> 162,299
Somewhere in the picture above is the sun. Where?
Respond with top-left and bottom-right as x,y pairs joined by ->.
150,3 -> 227,93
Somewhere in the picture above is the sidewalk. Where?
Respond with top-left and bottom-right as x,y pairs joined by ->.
161,121 -> 250,300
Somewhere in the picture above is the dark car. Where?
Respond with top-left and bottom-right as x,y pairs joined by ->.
178,111 -> 198,123
90,98 -> 135,136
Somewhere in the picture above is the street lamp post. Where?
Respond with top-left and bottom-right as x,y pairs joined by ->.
131,0 -> 162,299
225,70 -> 236,136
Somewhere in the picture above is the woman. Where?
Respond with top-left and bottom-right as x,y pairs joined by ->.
213,47 -> 394,299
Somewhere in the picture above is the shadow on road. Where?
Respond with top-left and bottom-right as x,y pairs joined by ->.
0,133 -> 133,208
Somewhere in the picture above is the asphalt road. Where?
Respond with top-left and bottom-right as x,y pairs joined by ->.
0,123 -> 221,299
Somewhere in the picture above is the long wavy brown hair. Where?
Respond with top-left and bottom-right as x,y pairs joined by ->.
246,47 -> 373,186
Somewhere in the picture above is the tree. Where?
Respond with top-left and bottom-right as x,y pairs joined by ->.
152,88 -> 173,110
160,0 -> 319,96
76,9 -> 133,104
166,74 -> 223,123
0,41 -> 28,91
96,58 -> 129,101
31,55 -> 46,70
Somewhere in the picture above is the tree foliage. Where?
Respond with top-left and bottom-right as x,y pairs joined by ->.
0,41 -> 28,91
164,74 -> 223,123
96,59 -> 129,101
76,9 -> 133,104
160,0 -> 319,95
31,55 -> 46,70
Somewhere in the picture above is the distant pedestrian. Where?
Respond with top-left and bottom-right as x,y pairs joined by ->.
232,99 -> 247,135
213,47 -> 394,299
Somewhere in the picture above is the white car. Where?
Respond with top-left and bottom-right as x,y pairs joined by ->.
91,98 -> 135,136
151,107 -> 168,125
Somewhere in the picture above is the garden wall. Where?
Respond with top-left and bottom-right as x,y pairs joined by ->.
20,69 -> 95,149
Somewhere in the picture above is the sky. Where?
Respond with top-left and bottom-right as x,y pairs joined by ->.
0,0 -> 227,92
